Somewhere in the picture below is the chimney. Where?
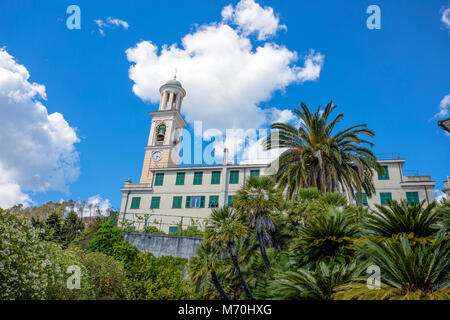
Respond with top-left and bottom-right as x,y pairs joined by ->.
223,148 -> 229,166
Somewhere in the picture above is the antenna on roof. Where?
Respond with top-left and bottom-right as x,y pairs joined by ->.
174,67 -> 177,79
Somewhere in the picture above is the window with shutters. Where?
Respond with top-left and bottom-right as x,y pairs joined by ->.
130,197 -> 141,209
175,172 -> 185,185
250,169 -> 260,177
154,173 -> 164,186
193,172 -> 203,185
406,192 -> 420,205
380,192 -> 392,205
209,195 -> 219,208
150,196 -> 160,209
211,171 -> 221,184
378,165 -> 390,180
355,193 -> 368,206
172,196 -> 182,208
229,170 -> 239,184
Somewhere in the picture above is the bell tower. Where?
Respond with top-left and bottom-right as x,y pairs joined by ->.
139,77 -> 187,184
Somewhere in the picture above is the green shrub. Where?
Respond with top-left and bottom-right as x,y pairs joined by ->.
74,249 -> 133,300
88,219 -> 124,256
0,209 -> 94,299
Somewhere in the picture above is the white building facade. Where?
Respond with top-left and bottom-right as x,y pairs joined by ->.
119,79 -> 435,233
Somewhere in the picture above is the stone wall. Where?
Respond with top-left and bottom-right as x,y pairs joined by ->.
123,232 -> 202,259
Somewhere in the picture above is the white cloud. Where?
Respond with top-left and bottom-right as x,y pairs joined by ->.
0,48 -> 79,208
94,17 -> 129,36
434,189 -> 447,203
441,5 -> 450,30
126,0 -> 324,132
221,0 -> 287,40
85,194 -> 112,216
434,94 -> 450,119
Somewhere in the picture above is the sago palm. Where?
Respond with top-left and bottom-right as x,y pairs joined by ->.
205,206 -> 254,299
337,234 -> 450,300
290,207 -> 360,265
263,101 -> 382,200
234,176 -> 283,268
267,260 -> 365,300
364,200 -> 440,240
188,243 -> 230,300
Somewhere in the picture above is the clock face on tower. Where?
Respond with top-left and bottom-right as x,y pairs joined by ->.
152,151 -> 162,161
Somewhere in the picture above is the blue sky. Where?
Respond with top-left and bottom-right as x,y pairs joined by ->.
0,0 -> 449,210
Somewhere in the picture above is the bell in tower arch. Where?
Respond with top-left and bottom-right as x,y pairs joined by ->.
156,123 -> 166,145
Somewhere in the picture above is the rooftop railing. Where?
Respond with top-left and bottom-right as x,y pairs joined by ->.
375,153 -> 401,160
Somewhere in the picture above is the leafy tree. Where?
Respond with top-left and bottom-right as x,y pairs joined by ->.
205,206 -> 254,299
74,249 -> 133,300
44,210 -> 64,243
263,101 -> 382,199
88,218 -> 124,256
70,216 -> 103,250
234,176 -> 283,268
60,211 -> 84,247
0,209 -> 94,299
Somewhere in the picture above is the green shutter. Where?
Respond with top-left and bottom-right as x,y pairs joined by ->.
154,173 -> 164,186
250,169 -> 260,177
229,170 -> 239,184
355,193 -> 368,206
200,196 -> 205,208
211,171 -> 221,184
380,192 -> 392,205
169,226 -> 179,235
185,196 -> 191,208
378,165 -> 390,180
176,172 -> 185,185
406,192 -> 419,205
130,197 -> 141,209
172,196 -> 182,208
193,172 -> 203,185
209,195 -> 219,208
227,195 -> 235,207
150,196 -> 160,209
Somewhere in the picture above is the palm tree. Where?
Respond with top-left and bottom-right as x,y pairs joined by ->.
234,176 -> 283,268
364,200 -> 440,240
290,207 -> 360,266
263,101 -> 382,200
337,234 -> 450,299
205,206 -> 254,299
267,260 -> 365,300
189,243 -> 230,300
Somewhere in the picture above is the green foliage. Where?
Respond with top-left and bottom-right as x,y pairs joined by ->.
74,249 -> 133,299
263,101 -> 382,199
128,253 -> 192,300
60,211 -> 84,248
265,260 -> 365,300
181,226 -> 204,237
364,200 -> 441,240
285,188 -> 348,222
144,225 -> 166,234
357,234 -> 449,294
88,218 -> 125,256
0,209 -> 94,299
290,207 -> 360,266
70,216 -> 103,250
